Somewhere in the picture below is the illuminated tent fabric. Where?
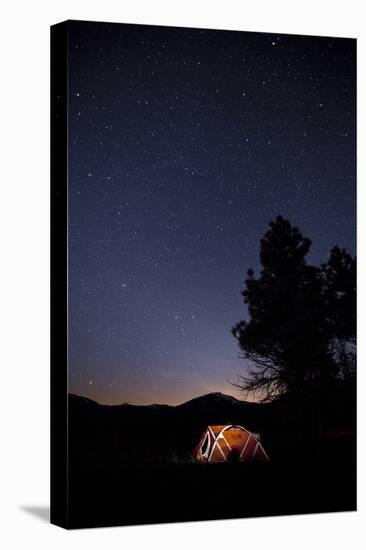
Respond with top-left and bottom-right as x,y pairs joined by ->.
193,424 -> 269,463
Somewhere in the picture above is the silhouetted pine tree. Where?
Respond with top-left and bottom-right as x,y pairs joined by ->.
232,216 -> 340,402
321,246 -> 356,380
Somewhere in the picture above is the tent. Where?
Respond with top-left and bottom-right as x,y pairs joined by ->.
193,424 -> 269,463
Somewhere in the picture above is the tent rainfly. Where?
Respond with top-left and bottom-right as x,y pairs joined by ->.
193,424 -> 269,463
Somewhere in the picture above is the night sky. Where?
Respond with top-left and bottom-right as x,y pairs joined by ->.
68,21 -> 356,405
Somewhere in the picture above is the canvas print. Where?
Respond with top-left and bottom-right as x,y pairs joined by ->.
51,20 -> 356,529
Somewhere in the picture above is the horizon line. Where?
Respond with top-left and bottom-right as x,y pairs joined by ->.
67,390 -> 259,408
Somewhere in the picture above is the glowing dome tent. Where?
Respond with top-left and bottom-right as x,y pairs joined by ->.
193,425 -> 269,463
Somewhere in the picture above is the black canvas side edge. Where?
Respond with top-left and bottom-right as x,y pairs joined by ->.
354,38 -> 357,511
50,21 -> 69,529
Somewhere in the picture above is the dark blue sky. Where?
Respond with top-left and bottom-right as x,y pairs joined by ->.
68,21 -> 355,405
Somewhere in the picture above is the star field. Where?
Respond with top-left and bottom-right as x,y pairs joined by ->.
68,22 -> 356,405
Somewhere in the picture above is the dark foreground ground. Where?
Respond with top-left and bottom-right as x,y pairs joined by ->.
69,446 -> 356,529
66,388 -> 356,528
